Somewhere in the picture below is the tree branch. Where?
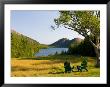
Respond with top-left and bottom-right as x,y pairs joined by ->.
89,40 -> 96,47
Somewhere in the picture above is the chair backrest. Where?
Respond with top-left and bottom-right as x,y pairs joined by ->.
81,59 -> 87,67
64,61 -> 71,67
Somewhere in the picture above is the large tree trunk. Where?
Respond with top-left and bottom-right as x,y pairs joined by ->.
90,39 -> 100,67
94,46 -> 100,67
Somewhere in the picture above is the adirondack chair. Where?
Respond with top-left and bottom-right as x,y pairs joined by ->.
77,58 -> 88,72
64,61 -> 74,73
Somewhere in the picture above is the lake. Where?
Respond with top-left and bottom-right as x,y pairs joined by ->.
35,48 -> 68,56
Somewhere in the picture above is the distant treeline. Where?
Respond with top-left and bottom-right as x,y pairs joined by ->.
11,30 -> 48,58
67,38 -> 96,57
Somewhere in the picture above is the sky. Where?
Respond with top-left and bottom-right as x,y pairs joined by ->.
11,10 -> 84,45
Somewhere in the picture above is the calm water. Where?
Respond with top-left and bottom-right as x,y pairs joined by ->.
35,48 -> 68,56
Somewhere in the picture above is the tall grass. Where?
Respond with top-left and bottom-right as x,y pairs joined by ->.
11,55 -> 100,77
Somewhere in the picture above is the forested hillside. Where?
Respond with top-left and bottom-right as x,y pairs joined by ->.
11,30 -> 48,58
68,38 -> 96,57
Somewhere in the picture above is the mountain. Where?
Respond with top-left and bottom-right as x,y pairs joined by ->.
11,30 -> 48,58
49,38 -> 83,48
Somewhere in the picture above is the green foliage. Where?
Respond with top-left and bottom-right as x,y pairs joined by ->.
54,11 -> 100,39
68,38 -> 96,57
11,31 -> 48,58
60,50 -> 67,55
61,51 -> 65,55
81,57 -> 88,67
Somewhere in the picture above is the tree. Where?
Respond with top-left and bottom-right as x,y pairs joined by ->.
53,11 -> 100,67
68,38 -> 96,57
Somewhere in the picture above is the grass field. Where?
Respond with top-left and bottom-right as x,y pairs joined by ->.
11,55 -> 100,77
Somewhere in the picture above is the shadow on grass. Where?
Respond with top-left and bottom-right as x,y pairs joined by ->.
17,57 -> 38,60
48,71 -> 65,74
48,70 -> 85,74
